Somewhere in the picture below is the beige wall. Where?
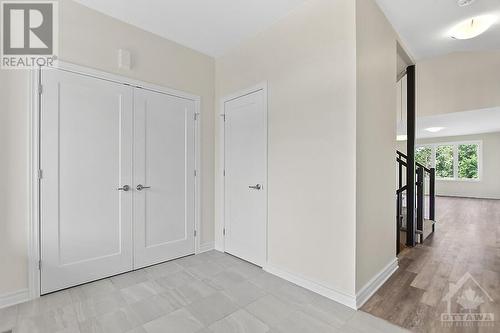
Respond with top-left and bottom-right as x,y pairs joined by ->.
417,133 -> 500,200
417,51 -> 500,117
355,0 -> 397,292
215,0 -> 358,297
0,70 -> 30,295
0,0 -> 215,296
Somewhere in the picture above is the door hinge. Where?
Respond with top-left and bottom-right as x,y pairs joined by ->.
37,169 -> 43,180
38,260 -> 42,270
220,114 -> 226,122
38,84 -> 43,95
194,230 -> 197,237
194,170 -> 197,177
223,169 -> 226,177
223,228 -> 226,236
194,113 -> 200,121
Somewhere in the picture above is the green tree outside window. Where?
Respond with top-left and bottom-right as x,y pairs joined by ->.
458,144 -> 478,179
415,147 -> 432,169
436,145 -> 454,178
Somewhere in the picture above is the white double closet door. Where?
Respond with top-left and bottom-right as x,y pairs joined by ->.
40,69 -> 196,294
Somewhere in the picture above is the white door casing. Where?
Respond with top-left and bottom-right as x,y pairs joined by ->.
133,89 -> 196,268
40,69 -> 134,294
224,87 -> 267,267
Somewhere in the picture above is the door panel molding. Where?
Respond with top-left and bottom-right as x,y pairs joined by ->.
29,61 -> 201,299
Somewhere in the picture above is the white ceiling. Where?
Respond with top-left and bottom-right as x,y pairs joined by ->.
72,0 -> 306,57
413,107 -> 500,139
375,0 -> 500,60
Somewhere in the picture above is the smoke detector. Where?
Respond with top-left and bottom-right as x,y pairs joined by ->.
457,0 -> 475,7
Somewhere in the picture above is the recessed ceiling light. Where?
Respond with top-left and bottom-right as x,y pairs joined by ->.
397,135 -> 408,141
449,15 -> 497,40
425,127 -> 445,133
457,0 -> 475,7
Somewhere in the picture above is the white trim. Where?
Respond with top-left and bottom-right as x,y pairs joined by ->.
29,61 -> 202,299
263,264 -> 357,309
216,82 -> 268,263
355,258 -> 399,309
197,242 -> 215,254
0,289 -> 30,309
28,68 -> 41,300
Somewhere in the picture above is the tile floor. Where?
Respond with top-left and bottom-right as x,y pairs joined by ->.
0,251 -> 410,333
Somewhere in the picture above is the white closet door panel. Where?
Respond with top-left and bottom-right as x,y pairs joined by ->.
41,69 -> 133,294
134,88 -> 196,268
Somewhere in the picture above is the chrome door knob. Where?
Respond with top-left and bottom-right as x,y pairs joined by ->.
248,184 -> 262,190
136,184 -> 151,191
118,185 -> 130,191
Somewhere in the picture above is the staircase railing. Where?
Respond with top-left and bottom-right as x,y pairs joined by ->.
396,150 -> 436,253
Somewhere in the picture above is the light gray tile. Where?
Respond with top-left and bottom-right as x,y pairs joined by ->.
73,292 -> 126,322
249,272 -> 287,293
208,309 -> 269,333
143,308 -> 204,333
156,271 -> 199,290
16,304 -> 78,333
213,255 -> 246,269
245,295 -> 295,327
224,281 -> 267,307
205,270 -> 246,291
17,298 -> 44,318
81,280 -> 117,299
226,263 -> 263,280
299,295 -> 355,328
120,282 -> 161,304
79,307 -> 141,333
125,327 -> 147,333
271,283 -> 316,306
111,271 -> 148,289
158,289 -> 191,309
176,280 -> 217,304
186,292 -> 239,326
41,290 -> 73,312
0,304 -> 18,331
186,262 -> 225,279
128,295 -> 177,324
145,261 -> 184,279
176,255 -> 208,268
271,310 -> 337,333
341,311 -> 411,333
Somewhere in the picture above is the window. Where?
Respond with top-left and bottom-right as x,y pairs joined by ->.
416,141 -> 481,181
458,144 -> 479,179
415,146 -> 432,169
435,145 -> 454,179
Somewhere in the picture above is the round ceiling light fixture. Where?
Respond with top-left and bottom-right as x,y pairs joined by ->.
457,0 -> 475,7
449,15 -> 497,39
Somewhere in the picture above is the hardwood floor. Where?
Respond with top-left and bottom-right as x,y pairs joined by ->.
362,196 -> 500,333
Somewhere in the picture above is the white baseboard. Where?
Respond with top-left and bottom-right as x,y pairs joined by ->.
197,242 -> 215,254
263,264 -> 357,309
355,258 -> 398,309
0,289 -> 30,309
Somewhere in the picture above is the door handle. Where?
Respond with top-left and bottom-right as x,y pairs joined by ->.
248,184 -> 262,190
118,185 -> 130,192
136,184 -> 151,191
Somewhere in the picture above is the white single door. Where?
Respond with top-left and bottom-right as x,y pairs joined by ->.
224,88 -> 267,266
41,69 -> 134,294
133,88 -> 196,268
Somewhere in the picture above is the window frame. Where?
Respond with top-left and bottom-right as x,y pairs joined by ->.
416,140 -> 482,182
